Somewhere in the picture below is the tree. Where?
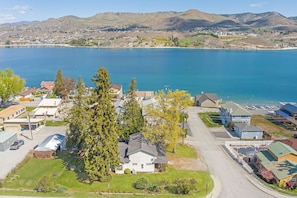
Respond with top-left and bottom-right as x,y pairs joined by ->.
53,69 -> 75,99
53,68 -> 64,97
144,89 -> 192,153
0,68 -> 25,105
66,77 -> 89,150
119,78 -> 144,140
84,66 -> 119,182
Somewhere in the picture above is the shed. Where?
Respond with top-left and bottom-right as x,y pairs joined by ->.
0,131 -> 17,151
34,134 -> 65,158
4,118 -> 44,133
235,123 -> 263,139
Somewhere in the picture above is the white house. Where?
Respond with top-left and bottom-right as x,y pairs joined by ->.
234,123 -> 264,139
116,132 -> 167,174
34,98 -> 62,120
220,101 -> 251,125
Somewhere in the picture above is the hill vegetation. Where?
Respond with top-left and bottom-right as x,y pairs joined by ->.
1,9 -> 297,49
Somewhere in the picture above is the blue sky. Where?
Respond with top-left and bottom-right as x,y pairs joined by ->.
0,0 -> 296,24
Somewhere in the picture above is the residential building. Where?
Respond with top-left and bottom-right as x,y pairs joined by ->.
40,81 -> 55,94
116,132 -> 167,174
274,103 -> 297,128
195,93 -> 221,107
234,123 -> 263,139
220,101 -> 251,125
0,105 -> 26,124
255,142 -> 297,186
110,83 -> 123,100
4,118 -> 44,133
33,98 -> 62,120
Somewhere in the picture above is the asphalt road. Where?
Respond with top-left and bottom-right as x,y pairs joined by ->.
186,106 -> 274,198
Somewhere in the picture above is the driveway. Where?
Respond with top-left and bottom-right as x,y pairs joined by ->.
0,126 -> 66,180
186,106 -> 281,198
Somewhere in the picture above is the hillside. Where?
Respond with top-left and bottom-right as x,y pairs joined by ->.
1,9 -> 297,49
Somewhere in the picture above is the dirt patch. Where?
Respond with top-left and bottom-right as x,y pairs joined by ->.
168,156 -> 207,171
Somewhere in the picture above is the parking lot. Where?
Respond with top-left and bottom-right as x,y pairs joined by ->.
0,126 -> 66,180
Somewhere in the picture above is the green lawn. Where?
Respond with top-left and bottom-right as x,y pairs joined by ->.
167,144 -> 197,158
2,153 -> 213,197
198,112 -> 222,128
46,120 -> 67,126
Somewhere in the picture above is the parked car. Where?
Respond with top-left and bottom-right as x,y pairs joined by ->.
10,140 -> 24,150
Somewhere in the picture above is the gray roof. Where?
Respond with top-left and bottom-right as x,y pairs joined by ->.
0,131 -> 16,143
118,132 -> 167,164
235,123 -> 263,132
221,101 -> 251,116
196,93 -> 219,103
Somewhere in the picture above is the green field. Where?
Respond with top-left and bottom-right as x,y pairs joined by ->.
198,112 -> 222,128
2,149 -> 213,198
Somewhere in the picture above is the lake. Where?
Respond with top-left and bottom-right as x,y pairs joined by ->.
0,47 -> 296,105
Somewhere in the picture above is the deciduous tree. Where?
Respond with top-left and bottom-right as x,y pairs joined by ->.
144,89 -> 192,153
84,66 -> 119,182
0,68 -> 25,105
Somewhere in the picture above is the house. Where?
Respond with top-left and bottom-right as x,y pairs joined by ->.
234,123 -> 263,139
34,134 -> 65,158
274,103 -> 297,129
0,131 -> 17,151
255,142 -> 297,186
116,132 -> 167,174
40,81 -> 55,94
19,88 -> 37,101
195,93 -> 221,107
220,101 -> 251,125
3,118 -> 44,133
110,83 -> 123,100
33,98 -> 62,120
0,105 -> 26,124
135,91 -> 155,103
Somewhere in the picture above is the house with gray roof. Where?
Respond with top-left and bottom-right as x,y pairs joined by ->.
195,93 -> 221,107
234,123 -> 263,139
0,131 -> 17,151
220,101 -> 251,125
116,132 -> 167,174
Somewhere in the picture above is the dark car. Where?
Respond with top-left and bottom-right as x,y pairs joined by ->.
10,140 -> 24,150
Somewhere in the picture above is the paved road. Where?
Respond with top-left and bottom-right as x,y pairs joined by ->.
186,106 -> 274,198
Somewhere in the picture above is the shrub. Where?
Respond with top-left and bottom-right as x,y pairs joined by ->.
134,177 -> 149,190
147,183 -> 161,193
35,176 -> 55,192
124,168 -> 131,174
173,178 -> 198,195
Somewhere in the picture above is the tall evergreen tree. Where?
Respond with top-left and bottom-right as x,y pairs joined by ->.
120,78 -> 144,140
66,77 -> 89,150
53,68 -> 64,97
84,67 -> 119,182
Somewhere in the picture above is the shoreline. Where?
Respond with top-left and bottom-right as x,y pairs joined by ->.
1,44 -> 297,51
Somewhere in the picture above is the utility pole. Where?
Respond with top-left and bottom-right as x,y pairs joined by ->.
27,112 -> 33,140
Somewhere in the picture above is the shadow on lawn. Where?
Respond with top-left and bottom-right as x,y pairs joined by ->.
58,151 -> 89,182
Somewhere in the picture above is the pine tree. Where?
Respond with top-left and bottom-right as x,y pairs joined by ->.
120,78 -> 144,140
66,77 -> 89,150
53,68 -> 64,97
84,67 -> 119,182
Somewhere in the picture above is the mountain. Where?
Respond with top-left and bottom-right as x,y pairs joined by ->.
1,9 -> 297,49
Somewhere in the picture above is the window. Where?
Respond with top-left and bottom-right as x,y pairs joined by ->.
146,163 -> 152,165
132,163 -> 137,166
141,164 -> 144,169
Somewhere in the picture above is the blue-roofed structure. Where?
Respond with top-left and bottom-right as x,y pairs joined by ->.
274,103 -> 297,128
275,110 -> 292,119
281,104 -> 297,118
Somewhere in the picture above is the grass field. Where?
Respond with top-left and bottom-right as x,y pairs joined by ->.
2,147 -> 213,198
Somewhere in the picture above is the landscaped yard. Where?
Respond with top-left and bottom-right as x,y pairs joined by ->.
1,146 -> 213,198
198,112 -> 222,128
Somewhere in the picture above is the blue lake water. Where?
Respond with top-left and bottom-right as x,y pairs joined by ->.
0,47 -> 296,105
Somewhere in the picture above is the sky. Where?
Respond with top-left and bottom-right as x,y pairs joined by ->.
0,0 -> 297,24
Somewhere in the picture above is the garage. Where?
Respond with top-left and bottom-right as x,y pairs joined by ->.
0,131 -> 17,151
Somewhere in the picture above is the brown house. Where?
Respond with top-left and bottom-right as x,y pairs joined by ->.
195,93 -> 221,107
0,105 -> 26,124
